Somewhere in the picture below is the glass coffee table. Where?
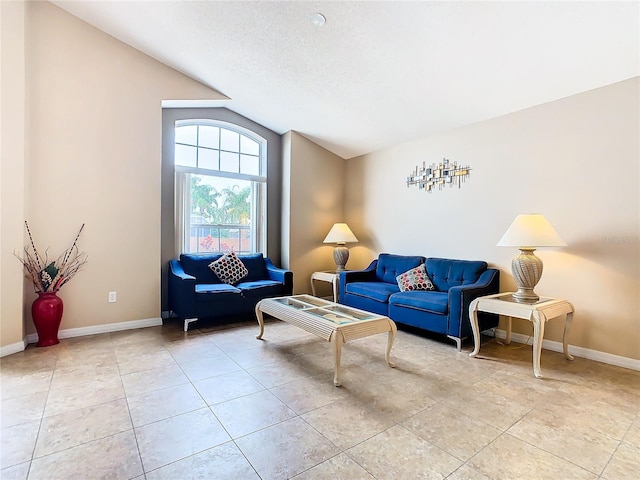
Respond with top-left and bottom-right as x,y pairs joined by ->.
255,295 -> 397,386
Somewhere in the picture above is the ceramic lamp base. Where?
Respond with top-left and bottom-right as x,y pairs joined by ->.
333,245 -> 349,271
511,248 -> 543,302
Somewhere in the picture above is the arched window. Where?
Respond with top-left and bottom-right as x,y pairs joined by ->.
174,120 -> 267,254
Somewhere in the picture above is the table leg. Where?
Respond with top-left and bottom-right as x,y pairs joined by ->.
505,316 -> 512,345
332,276 -> 339,303
385,321 -> 397,368
310,277 -> 317,297
331,331 -> 344,387
563,311 -> 575,361
532,312 -> 546,378
469,299 -> 481,357
255,303 -> 265,340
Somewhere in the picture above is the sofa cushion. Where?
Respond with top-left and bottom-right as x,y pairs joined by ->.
376,254 -> 426,284
426,258 -> 487,292
180,253 -> 223,283
345,281 -> 399,303
236,279 -> 287,299
195,284 -> 242,294
238,253 -> 267,282
236,279 -> 281,290
396,264 -> 435,292
389,291 -> 449,315
209,252 -> 249,284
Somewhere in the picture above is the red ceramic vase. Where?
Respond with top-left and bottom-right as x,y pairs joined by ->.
32,291 -> 63,347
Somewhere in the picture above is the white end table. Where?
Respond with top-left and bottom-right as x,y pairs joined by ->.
469,292 -> 574,378
310,270 -> 341,302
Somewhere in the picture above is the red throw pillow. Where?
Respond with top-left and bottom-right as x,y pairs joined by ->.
396,264 -> 435,292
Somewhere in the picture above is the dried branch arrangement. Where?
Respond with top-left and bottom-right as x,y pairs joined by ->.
15,221 -> 88,293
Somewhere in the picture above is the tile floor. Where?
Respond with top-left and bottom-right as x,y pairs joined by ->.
1,316 -> 639,480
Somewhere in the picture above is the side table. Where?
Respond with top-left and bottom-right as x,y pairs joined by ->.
310,271 -> 340,303
469,292 -> 574,378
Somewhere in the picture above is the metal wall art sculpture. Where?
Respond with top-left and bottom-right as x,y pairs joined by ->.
406,158 -> 471,193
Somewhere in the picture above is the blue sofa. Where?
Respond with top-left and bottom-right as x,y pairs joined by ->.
339,254 -> 500,350
168,253 -> 293,331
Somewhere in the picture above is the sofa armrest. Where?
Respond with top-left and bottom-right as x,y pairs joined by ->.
169,259 -> 196,282
338,259 -> 378,303
447,269 -> 500,337
264,258 -> 294,294
168,259 -> 196,316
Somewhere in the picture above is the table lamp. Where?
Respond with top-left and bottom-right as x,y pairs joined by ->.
497,214 -> 566,301
323,223 -> 359,271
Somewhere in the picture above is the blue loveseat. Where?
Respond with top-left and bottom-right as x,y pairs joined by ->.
168,253 -> 293,331
339,254 -> 500,350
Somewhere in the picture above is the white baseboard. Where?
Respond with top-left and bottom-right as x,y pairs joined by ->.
0,317 -> 163,356
0,339 -> 29,357
491,328 -> 640,372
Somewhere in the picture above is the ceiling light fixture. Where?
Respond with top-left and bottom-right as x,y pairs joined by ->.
309,12 -> 326,27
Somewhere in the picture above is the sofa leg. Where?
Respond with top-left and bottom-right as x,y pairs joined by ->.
447,335 -> 465,352
184,318 -> 198,332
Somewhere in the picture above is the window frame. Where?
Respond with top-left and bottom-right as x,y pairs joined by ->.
173,119 -> 268,255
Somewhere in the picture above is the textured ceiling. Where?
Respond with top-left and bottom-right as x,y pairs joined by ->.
52,1 -> 639,159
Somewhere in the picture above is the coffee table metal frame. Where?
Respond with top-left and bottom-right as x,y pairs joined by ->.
255,295 -> 397,386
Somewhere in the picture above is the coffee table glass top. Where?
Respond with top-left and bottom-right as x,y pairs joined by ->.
273,295 -> 382,324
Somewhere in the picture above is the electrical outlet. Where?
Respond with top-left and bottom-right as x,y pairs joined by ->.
108,291 -> 117,303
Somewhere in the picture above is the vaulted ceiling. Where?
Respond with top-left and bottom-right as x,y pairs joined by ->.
52,1 -> 639,159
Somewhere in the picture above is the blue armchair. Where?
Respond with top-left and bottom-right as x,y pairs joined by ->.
339,254 -> 500,350
168,253 -> 293,331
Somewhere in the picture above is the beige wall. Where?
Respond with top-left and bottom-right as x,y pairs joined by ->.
286,132 -> 345,296
1,1 -> 225,351
346,77 -> 640,361
1,1 -> 28,352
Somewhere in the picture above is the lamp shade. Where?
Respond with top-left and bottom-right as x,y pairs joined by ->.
323,223 -> 359,245
497,214 -> 566,248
